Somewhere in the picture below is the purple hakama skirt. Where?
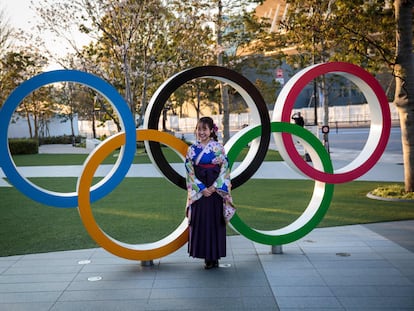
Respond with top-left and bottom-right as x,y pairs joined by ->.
188,165 -> 226,261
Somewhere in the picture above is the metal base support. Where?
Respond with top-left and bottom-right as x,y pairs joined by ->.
271,245 -> 283,254
141,260 -> 154,267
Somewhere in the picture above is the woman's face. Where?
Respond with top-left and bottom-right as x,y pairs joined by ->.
196,123 -> 212,144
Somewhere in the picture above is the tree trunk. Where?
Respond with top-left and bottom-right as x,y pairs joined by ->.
321,76 -> 330,152
92,96 -> 97,139
123,52 -> 135,126
220,83 -> 230,143
70,114 -> 75,145
394,0 -> 414,192
217,0 -> 230,144
139,52 -> 149,129
34,114 -> 39,140
25,110 -> 33,139
196,87 -> 201,121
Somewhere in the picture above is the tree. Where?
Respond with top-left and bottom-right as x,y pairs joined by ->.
0,49 -> 50,139
52,82 -> 86,140
393,0 -> 414,192
35,0 -> 218,130
261,0 -> 412,193
0,6 -> 13,58
213,0 -> 264,143
36,0 -> 157,123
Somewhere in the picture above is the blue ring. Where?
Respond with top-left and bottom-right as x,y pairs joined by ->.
0,70 -> 136,207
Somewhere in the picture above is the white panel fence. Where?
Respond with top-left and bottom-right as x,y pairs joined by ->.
8,103 -> 399,139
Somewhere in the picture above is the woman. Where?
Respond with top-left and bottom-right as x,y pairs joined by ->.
185,117 -> 232,269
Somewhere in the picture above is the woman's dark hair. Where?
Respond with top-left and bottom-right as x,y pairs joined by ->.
196,116 -> 218,141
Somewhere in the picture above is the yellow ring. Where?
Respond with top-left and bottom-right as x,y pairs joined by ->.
77,129 -> 189,260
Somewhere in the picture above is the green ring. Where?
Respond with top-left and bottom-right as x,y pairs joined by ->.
227,122 -> 334,245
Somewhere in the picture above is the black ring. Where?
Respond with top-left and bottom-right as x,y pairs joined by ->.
145,65 -> 270,190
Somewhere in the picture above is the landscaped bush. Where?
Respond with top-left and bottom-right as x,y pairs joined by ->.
8,139 -> 38,155
39,135 -> 83,145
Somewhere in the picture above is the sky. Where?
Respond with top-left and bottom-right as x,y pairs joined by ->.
2,0 -> 89,70
3,0 -> 35,32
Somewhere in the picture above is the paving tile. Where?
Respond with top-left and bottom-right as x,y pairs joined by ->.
242,296 -> 279,310
3,265 -> 82,275
322,275 -> 412,287
67,279 -> 154,290
389,259 -> 414,269
306,252 -> 384,261
270,277 -> 328,288
50,301 -> 148,311
376,286 -> 414,297
0,291 -> 62,303
0,302 -> 54,311
0,273 -> 75,284
272,286 -> 334,297
239,285 -> 274,297
338,296 -> 414,309
0,282 -> 69,293
58,288 -> 151,301
265,269 -> 324,282
311,259 -> 395,269
330,285 -> 381,297
146,297 -> 246,311
150,286 -> 242,299
317,267 -> 403,277
276,296 -> 342,309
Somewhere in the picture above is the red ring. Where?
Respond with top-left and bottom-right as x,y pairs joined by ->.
276,62 -> 391,183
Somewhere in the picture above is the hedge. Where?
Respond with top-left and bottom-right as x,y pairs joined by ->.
39,135 -> 83,145
8,139 -> 39,155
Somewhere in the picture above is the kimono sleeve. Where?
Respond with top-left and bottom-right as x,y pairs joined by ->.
212,143 -> 231,196
185,146 -> 206,204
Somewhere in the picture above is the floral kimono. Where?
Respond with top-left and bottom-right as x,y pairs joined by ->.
185,139 -> 231,261
185,140 -> 232,214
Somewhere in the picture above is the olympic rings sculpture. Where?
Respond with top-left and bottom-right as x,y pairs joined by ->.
0,62 -> 391,260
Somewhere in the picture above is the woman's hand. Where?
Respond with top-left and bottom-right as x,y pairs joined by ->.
207,185 -> 216,193
202,186 -> 216,197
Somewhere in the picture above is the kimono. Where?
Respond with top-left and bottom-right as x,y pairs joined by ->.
185,139 -> 232,261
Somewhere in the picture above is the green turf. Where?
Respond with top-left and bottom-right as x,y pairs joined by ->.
1,177 -> 413,256
11,146 -> 282,166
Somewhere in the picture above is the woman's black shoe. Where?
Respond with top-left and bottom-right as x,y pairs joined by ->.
204,260 -> 214,269
213,260 -> 219,268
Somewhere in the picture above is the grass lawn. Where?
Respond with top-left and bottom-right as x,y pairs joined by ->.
1,177 -> 413,257
11,147 -> 283,166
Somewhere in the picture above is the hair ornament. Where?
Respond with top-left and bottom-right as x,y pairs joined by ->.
213,124 -> 218,132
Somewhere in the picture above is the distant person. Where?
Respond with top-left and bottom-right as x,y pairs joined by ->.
185,117 -> 232,270
291,112 -> 311,162
292,112 -> 305,127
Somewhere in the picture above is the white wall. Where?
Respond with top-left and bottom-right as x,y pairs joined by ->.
8,114 -> 79,138
8,103 -> 399,139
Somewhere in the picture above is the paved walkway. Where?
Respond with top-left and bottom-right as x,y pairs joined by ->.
0,144 -> 413,310
0,144 -> 405,185
1,222 -> 413,311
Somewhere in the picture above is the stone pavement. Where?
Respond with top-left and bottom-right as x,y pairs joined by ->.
1,222 -> 413,311
0,143 -> 405,184
0,144 -> 413,310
